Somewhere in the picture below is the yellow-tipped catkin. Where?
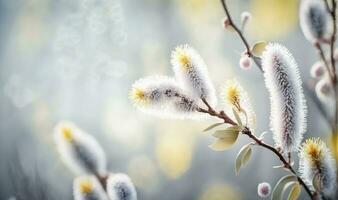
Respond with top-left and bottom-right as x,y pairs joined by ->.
73,176 -> 108,200
221,79 -> 256,130
299,138 -> 336,196
54,121 -> 107,176
130,75 -> 204,120
171,44 -> 217,107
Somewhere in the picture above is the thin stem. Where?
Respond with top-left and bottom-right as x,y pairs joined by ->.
329,0 -> 337,137
220,0 -> 262,71
198,103 -> 315,199
315,42 -> 334,80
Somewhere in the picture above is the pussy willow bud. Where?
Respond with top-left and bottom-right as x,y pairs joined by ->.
241,11 -> 252,28
299,138 -> 336,196
221,79 -> 256,130
239,56 -> 252,70
261,43 -> 307,153
106,173 -> 137,200
315,78 -> 333,100
222,17 -> 231,30
300,0 -> 331,43
257,182 -> 271,198
130,75 -> 202,120
310,61 -> 326,78
73,176 -> 108,200
171,44 -> 217,107
54,121 -> 107,176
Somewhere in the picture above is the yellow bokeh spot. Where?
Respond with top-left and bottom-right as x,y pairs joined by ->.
128,155 -> 159,193
78,179 -> 93,194
155,121 -> 196,179
199,183 -> 241,200
248,0 -> 298,40
155,132 -> 193,179
328,134 -> 338,161
61,126 -> 74,142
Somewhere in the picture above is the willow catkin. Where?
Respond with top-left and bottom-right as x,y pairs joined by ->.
261,43 -> 307,153
130,75 -> 202,119
54,121 -> 107,176
300,0 -> 331,43
73,176 -> 108,200
106,173 -> 137,200
299,138 -> 336,196
171,44 -> 217,107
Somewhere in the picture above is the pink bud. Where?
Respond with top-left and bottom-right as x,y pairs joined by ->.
239,56 -> 252,70
222,17 -> 231,30
316,79 -> 332,97
310,61 -> 325,78
257,182 -> 271,198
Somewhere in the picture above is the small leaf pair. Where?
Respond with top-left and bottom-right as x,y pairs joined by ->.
235,144 -> 252,174
272,175 -> 301,200
208,125 -> 241,151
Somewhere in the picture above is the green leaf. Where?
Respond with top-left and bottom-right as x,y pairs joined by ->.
312,173 -> 322,192
241,146 -> 252,167
235,144 -> 251,175
202,123 -> 224,132
287,183 -> 301,200
232,108 -> 242,126
208,132 -> 239,151
212,127 -> 240,139
272,175 -> 298,200
251,41 -> 267,56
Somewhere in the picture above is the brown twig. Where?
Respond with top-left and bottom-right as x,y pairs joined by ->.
220,0 -> 262,71
314,42 -> 334,80
329,0 -> 338,137
198,99 -> 315,199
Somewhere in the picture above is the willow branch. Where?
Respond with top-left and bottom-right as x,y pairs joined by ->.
220,0 -> 262,71
315,42 -> 334,80
198,99 -> 314,199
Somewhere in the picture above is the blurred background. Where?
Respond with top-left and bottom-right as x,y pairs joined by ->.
0,0 -> 332,199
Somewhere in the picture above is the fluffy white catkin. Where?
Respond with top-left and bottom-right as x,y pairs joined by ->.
106,173 -> 137,200
54,121 -> 107,176
300,0 -> 331,43
171,44 -> 217,107
261,43 -> 307,153
130,75 -> 203,120
73,176 -> 108,200
299,138 -> 336,196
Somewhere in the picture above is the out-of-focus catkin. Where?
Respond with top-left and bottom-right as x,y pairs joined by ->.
300,0 -> 331,43
106,173 -> 137,200
54,121 -> 107,176
73,176 -> 108,200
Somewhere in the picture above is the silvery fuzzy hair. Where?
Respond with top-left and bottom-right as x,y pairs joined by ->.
261,43 -> 307,153
106,173 -> 137,200
54,121 -> 107,176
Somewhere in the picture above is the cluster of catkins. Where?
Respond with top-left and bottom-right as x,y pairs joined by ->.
131,40 -> 337,197
130,44 -> 217,120
54,121 -> 137,200
298,0 -> 337,197
300,0 -> 336,104
130,44 -> 256,130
